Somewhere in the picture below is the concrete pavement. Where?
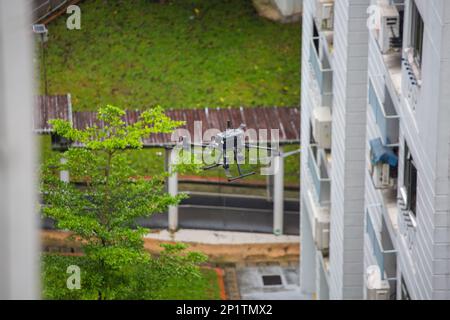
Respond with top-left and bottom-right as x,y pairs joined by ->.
145,229 -> 299,245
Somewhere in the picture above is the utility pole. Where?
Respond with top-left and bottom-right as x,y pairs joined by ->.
32,24 -> 49,95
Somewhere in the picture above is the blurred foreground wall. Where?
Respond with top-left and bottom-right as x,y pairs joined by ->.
0,0 -> 39,299
274,0 -> 302,17
253,0 -> 302,22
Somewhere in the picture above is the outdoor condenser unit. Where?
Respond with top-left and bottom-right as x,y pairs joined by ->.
314,213 -> 330,252
366,266 -> 390,300
312,106 -> 332,149
316,0 -> 334,30
373,163 -> 394,189
367,285 -> 390,300
377,4 -> 401,54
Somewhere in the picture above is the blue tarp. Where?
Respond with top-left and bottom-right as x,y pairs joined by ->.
370,138 -> 398,167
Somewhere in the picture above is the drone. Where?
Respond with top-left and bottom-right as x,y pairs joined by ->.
176,121 -> 278,182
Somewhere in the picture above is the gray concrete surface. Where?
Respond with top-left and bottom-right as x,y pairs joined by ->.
236,264 -> 311,300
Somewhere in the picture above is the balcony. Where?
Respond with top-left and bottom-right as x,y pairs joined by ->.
382,188 -> 399,232
309,37 -> 333,107
383,52 -> 403,97
366,211 -> 397,281
369,81 -> 399,146
308,144 -> 331,206
372,0 -> 404,97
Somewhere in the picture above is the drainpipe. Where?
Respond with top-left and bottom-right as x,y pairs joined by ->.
166,148 -> 178,232
273,147 -> 284,235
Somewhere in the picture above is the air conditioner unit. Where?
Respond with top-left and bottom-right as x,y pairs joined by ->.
367,285 -> 390,300
316,0 -> 334,30
312,107 -> 332,149
377,4 -> 400,54
373,163 -> 394,189
366,266 -> 390,300
314,213 -> 330,252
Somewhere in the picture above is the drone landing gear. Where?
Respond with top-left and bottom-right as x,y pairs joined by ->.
202,149 -> 255,182
202,163 -> 221,170
202,162 -> 255,182
228,148 -> 255,182
227,165 -> 256,182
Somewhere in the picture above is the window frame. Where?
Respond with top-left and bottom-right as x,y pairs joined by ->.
403,142 -> 418,218
409,1 -> 424,68
313,19 -> 320,54
401,277 -> 411,300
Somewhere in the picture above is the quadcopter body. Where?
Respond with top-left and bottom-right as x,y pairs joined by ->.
177,121 -> 276,182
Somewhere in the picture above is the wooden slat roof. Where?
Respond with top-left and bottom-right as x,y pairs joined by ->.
33,95 -> 72,133
34,95 -> 301,147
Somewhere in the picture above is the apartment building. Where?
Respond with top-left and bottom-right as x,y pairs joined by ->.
299,0 -> 450,300
364,0 -> 450,300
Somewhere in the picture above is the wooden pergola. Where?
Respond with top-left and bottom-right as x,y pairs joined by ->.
34,95 -> 301,146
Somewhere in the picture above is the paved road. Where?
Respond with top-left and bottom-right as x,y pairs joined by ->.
138,192 -> 300,235
43,192 -> 300,236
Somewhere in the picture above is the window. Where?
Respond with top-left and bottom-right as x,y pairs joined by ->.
398,7 -> 405,47
313,20 -> 320,53
410,1 -> 424,67
401,277 -> 411,300
403,142 -> 417,217
310,120 -> 316,145
389,147 -> 399,181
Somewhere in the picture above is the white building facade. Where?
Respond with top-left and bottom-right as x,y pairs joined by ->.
300,0 -> 450,300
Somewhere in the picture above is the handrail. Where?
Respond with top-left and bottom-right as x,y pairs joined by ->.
308,144 -> 331,205
310,37 -> 333,73
366,210 -> 397,280
369,81 -> 400,146
310,37 -> 333,96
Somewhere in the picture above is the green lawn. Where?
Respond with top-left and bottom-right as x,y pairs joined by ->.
38,0 -> 301,110
38,0 -> 301,182
158,268 -> 222,300
42,254 -> 221,300
38,2 -> 300,300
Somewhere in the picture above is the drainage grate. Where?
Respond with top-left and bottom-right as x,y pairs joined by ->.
262,275 -> 283,286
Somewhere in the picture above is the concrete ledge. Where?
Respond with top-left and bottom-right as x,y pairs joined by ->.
146,229 -> 299,244
42,229 -> 300,263
145,230 -> 300,263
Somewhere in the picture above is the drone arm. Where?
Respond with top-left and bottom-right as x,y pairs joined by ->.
185,142 -> 213,149
244,143 -> 278,151
244,143 -> 281,157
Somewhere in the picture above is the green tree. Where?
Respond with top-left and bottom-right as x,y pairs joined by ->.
41,105 -> 206,300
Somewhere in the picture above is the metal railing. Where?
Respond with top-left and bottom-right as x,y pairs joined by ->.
308,144 -> 331,206
366,211 -> 397,280
368,81 -> 400,146
310,37 -> 333,102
